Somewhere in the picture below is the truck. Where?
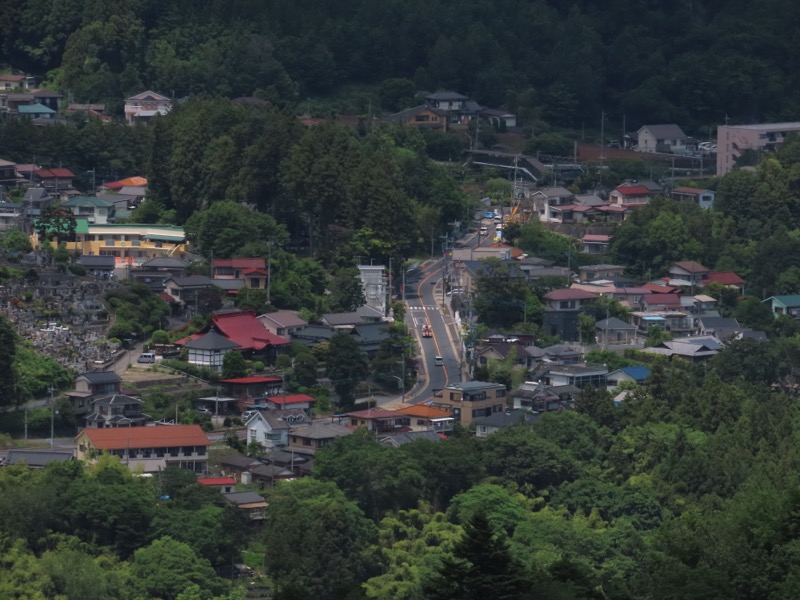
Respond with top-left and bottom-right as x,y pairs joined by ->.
422,324 -> 433,338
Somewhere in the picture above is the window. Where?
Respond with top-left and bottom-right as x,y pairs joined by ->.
182,446 -> 193,456
559,300 -> 576,309
196,446 -> 206,456
303,438 -> 311,446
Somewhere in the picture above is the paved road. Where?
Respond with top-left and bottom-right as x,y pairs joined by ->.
401,228 -> 489,404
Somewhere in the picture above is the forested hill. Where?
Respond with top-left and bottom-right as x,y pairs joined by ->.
2,0 -> 800,129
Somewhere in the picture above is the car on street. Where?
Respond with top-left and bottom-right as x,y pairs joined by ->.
483,211 -> 495,219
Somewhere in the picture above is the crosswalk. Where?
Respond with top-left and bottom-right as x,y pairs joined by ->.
407,305 -> 439,311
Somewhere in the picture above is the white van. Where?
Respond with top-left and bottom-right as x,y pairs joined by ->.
137,352 -> 156,364
434,356 -> 444,366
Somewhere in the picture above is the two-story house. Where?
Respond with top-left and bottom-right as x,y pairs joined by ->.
33,168 -> 75,194
431,381 -> 507,427
0,202 -> 23,230
339,408 -> 408,434
131,256 -> 191,290
212,257 -> 269,290
62,196 -> 113,224
288,421 -> 353,454
65,371 -> 122,416
75,424 -> 210,472
258,311 -> 308,337
531,187 -> 575,222
542,288 -> 599,341
124,90 -> 172,124
669,261 -> 710,287
637,124 -> 688,153
609,183 -> 654,206
385,105 -> 448,130
244,411 -> 295,450
391,404 -> 454,434
84,394 -> 149,428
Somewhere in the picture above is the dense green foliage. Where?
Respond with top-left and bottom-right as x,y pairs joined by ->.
3,1 -> 800,130
0,460 -> 247,599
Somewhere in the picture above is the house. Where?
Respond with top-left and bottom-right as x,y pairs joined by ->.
84,394 -> 148,428
0,159 -> 18,187
385,105 -> 448,130
221,376 -> 282,401
31,89 -> 62,112
716,122 -> 800,175
379,431 -> 446,447
33,168 -> 75,194
5,449 -> 74,469
532,187 -> 575,222
244,411 -> 292,449
671,187 -> 715,209
595,203 -> 638,222
339,408 -> 408,433
606,366 -> 651,389
581,234 -> 611,254
695,316 -> 743,339
511,381 -> 579,412
22,186 -> 54,217
637,124 -> 688,154
288,421 -> 353,454
545,363 -> 609,389
218,453 -> 261,481
474,409 -> 539,438
212,258 -> 268,289
131,256 -> 191,290
75,424 -> 210,472
62,196 -> 114,224
641,294 -> 685,311
197,477 -> 236,493
541,344 -> 583,364
475,342 -> 531,369
480,107 -> 517,129
265,394 -> 316,412
764,295 -> 800,319
125,90 -> 172,124
703,271 -> 745,295
258,311 -> 308,337
182,330 -> 241,372
424,91 -> 469,114
431,381 -> 507,427
321,312 -> 365,329
629,311 -> 693,335
164,275 -> 217,309
542,288 -> 599,341
211,310 -> 290,357
224,491 -> 267,520
579,263 -> 624,282
609,184 -> 654,206
669,261 -> 710,286
0,73 -> 36,91
0,202 -> 23,230
78,255 -> 116,278
17,102 -> 57,121
641,337 -> 722,362
391,404 -> 454,434
595,317 -> 637,345
65,371 -> 122,415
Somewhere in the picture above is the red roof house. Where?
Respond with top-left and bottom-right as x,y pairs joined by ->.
211,310 -> 290,352
609,184 -> 653,206
265,394 -> 316,410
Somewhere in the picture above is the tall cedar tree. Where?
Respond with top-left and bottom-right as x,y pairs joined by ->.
425,511 -> 528,600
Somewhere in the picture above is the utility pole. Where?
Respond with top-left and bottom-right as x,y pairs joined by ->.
600,110 -> 606,172
48,386 -> 56,448
266,241 -> 273,306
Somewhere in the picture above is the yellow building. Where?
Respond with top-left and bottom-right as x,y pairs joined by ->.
34,220 -> 189,265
